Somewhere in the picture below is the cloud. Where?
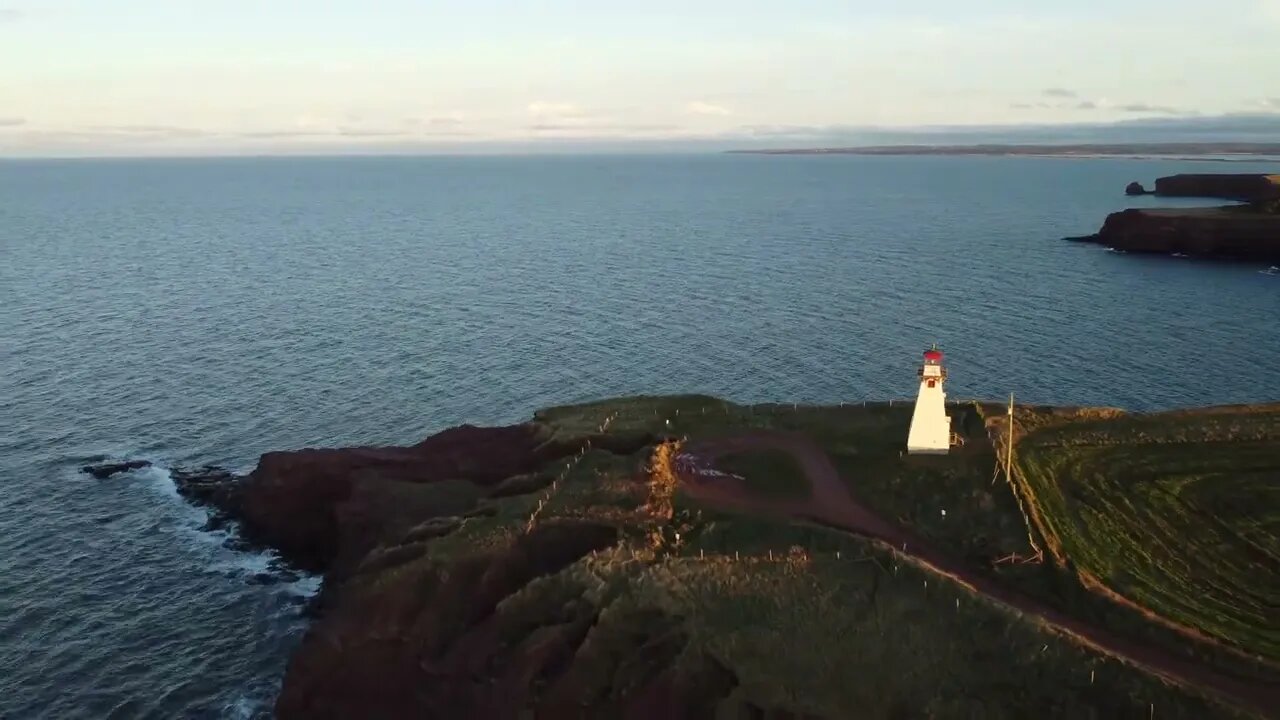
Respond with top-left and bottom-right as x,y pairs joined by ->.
527,101 -> 586,118
240,114 -> 426,139
1258,97 -> 1280,109
1094,111 -> 1279,132
685,101 -> 732,116
1042,88 -> 1077,98
524,102 -> 597,129
335,129 -> 405,137
237,127 -> 418,139
524,102 -> 642,131
724,112 -> 1280,148
527,123 -> 681,134
1013,97 -> 1187,115
87,124 -> 212,138
417,116 -> 464,127
400,116 -> 472,137
237,130 -> 326,139
0,116 -> 24,127
736,124 -> 858,139
1117,103 -> 1184,115
0,8 -> 22,22
1014,98 -> 1096,110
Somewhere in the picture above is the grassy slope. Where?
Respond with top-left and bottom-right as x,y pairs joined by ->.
521,395 -> 1264,717
1015,406 -> 1280,665
564,397 -> 1279,679
537,395 -> 1034,563
335,394 -> 1271,718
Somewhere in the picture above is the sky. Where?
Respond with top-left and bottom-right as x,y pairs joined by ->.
1,0 -> 1278,156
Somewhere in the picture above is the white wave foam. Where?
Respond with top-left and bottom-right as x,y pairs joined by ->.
135,464 -> 187,502
209,546 -> 273,577
287,574 -> 322,598
129,460 -> 321,594
222,693 -> 264,720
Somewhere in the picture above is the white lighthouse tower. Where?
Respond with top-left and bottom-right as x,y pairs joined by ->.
907,346 -> 951,454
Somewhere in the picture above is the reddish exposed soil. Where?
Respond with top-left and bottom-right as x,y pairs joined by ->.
231,424 -> 657,572
675,431 -> 1280,719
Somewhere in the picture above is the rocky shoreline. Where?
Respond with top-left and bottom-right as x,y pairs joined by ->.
85,421 -> 669,717
83,396 -> 1277,719
1067,173 -> 1280,263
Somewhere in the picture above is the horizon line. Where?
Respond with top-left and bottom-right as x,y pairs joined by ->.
6,140 -> 1280,162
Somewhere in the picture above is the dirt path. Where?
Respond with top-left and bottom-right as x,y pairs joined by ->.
675,431 -> 1279,719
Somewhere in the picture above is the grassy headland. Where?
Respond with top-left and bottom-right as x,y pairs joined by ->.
266,394 -> 1277,719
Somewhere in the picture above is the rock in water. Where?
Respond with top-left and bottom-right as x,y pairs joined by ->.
1125,181 -> 1149,196
80,459 -> 151,479
171,466 -> 245,524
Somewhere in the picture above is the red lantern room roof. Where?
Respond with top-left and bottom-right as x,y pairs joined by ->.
923,349 -> 944,361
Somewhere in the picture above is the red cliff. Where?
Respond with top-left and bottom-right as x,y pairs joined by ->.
1151,174 -> 1280,203
1067,174 -> 1280,262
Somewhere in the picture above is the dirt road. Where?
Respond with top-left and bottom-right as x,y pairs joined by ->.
674,431 -> 1279,719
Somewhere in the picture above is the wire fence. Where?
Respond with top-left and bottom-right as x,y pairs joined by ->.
515,411 -> 1180,716
525,410 -> 620,533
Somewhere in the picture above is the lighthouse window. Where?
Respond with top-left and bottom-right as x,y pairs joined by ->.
927,380 -> 936,388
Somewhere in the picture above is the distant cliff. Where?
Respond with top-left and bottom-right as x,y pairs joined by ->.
1070,208 -> 1280,262
1149,174 -> 1280,203
1069,174 -> 1280,262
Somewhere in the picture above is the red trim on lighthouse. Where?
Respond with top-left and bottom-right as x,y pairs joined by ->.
924,349 -> 943,361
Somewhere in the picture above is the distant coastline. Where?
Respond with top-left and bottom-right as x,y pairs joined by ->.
728,143 -> 1280,161
1066,172 -> 1280,263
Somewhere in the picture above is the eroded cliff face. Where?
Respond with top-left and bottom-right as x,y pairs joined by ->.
235,425 -> 555,572
1067,174 -> 1280,262
1071,208 -> 1280,262
183,421 -> 721,719
1151,174 -> 1280,203
275,519 -> 622,719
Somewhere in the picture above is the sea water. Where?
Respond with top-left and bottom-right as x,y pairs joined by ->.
2,154 -> 1277,717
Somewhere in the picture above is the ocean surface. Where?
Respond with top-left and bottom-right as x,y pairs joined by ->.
2,154 -> 1278,718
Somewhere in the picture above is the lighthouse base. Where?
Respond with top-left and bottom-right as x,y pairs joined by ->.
907,382 -> 951,455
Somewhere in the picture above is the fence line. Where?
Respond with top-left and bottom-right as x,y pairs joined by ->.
525,410 -> 619,533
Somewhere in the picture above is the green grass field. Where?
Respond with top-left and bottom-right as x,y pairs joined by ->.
637,514 -> 1240,719
1015,406 -> 1280,665
533,396 -> 1034,564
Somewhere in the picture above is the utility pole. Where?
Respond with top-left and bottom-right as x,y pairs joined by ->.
1005,393 -> 1015,485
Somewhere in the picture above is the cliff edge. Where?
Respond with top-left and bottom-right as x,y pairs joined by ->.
1149,173 -> 1280,203
1068,173 -> 1280,262
168,397 -> 1280,719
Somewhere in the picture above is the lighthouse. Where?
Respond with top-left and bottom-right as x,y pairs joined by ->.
907,346 -> 951,454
